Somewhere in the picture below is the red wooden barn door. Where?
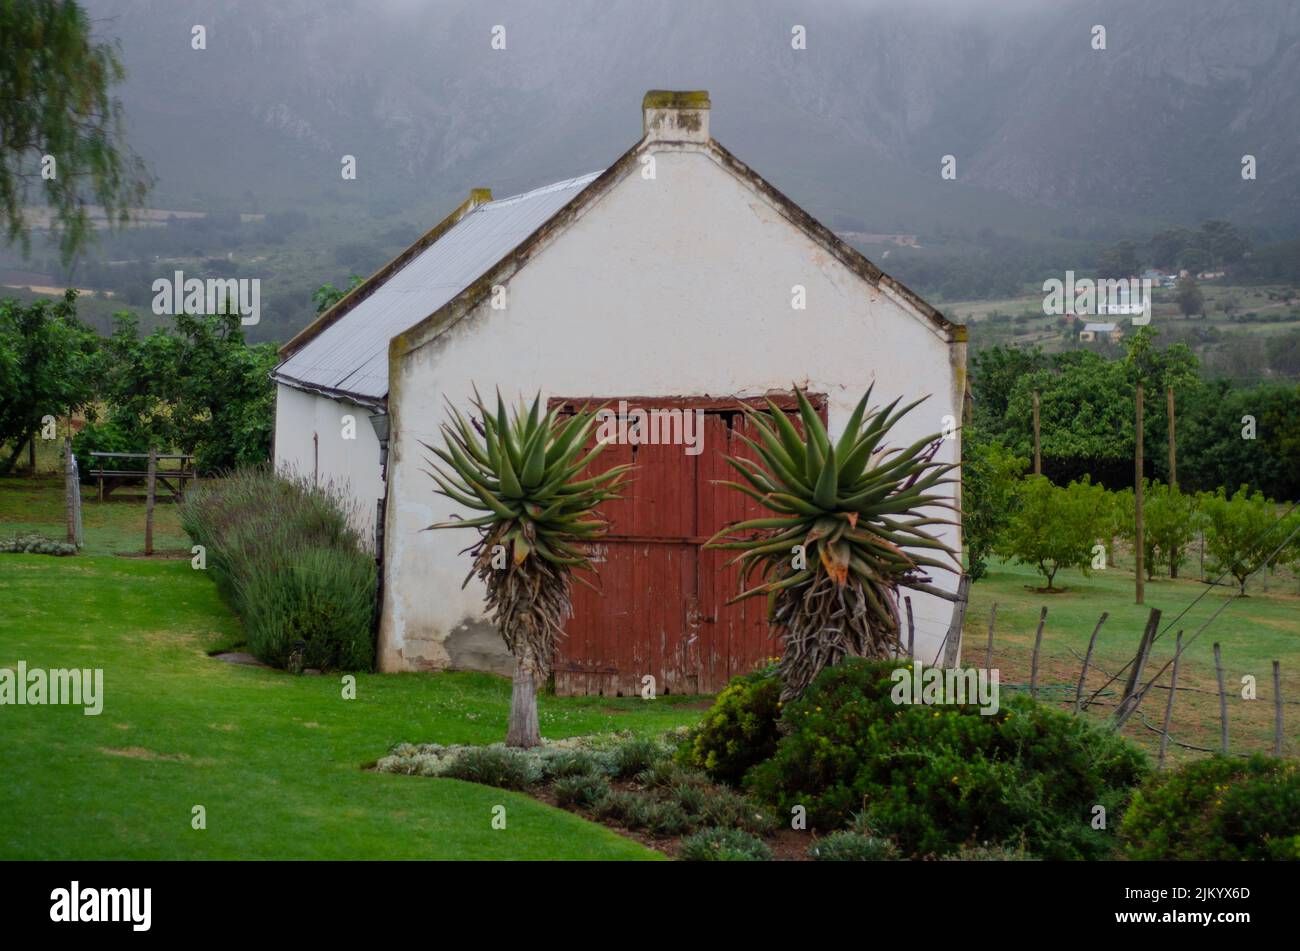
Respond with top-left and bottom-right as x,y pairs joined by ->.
551,395 -> 826,697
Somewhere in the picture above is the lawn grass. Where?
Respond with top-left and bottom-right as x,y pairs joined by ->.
0,476 -> 703,860
965,556 -> 1300,763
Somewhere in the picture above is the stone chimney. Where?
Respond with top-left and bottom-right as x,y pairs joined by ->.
642,90 -> 710,144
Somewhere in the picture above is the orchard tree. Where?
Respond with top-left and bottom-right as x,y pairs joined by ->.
0,1 -> 150,261
961,431 -> 1026,580
998,475 -> 1106,592
0,291 -> 99,473
1200,486 -> 1283,595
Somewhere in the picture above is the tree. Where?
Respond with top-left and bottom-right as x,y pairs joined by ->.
961,431 -> 1026,580
706,386 -> 960,703
312,276 -> 365,315
1200,486 -> 1281,595
998,476 -> 1103,592
0,1 -> 150,261
425,391 -> 630,747
0,291 -> 99,473
1127,481 -> 1197,579
1097,240 -> 1139,280
1175,275 -> 1205,317
77,309 -> 277,473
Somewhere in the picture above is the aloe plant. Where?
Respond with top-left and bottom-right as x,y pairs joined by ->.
424,390 -> 630,747
706,386 -> 961,703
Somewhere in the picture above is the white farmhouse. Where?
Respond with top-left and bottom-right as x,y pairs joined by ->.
273,91 -> 968,693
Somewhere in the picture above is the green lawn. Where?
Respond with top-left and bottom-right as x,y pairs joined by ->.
0,477 -> 703,860
965,556 -> 1300,761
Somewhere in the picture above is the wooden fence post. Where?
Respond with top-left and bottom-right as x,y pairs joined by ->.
1274,660 -> 1284,758
1074,612 -> 1108,714
1157,631 -> 1183,770
1029,606 -> 1047,699
937,574 -> 971,667
1119,608 -> 1161,719
63,436 -> 79,546
904,596 -> 915,660
1214,642 -> 1228,754
144,446 -> 157,557
984,602 -> 997,670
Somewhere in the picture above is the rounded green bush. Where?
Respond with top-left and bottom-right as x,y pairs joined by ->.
1120,755 -> 1300,860
680,827 -> 771,862
678,664 -> 782,785
808,831 -> 900,861
744,658 -> 1148,859
611,737 -> 666,779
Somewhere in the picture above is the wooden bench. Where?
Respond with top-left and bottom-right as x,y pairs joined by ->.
87,452 -> 196,502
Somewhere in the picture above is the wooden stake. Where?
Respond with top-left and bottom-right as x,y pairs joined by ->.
144,446 -> 157,556
938,574 -> 971,668
1074,612 -> 1108,714
1274,660 -> 1284,758
1032,390 -> 1041,476
63,436 -> 77,546
1214,642 -> 1228,754
1135,380 -> 1145,605
1167,384 -> 1180,577
1158,631 -> 1183,770
1029,606 -> 1047,699
1119,608 -> 1161,720
905,596 -> 915,660
984,602 -> 997,670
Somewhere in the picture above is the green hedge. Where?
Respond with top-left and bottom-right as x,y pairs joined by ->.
1120,755 -> 1300,860
180,466 -> 375,671
741,659 -> 1148,859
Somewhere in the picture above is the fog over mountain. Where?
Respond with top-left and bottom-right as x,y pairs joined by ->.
84,0 -> 1300,236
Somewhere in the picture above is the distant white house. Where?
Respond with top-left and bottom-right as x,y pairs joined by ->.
271,91 -> 968,692
1079,321 -> 1122,343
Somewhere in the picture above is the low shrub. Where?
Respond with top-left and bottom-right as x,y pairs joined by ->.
0,532 -> 77,556
680,827 -> 771,862
745,658 -> 1148,859
611,737 -> 665,779
678,663 -> 782,785
553,773 -> 611,810
438,746 -> 539,790
808,831 -> 900,861
234,547 -> 375,670
179,466 -> 375,670
634,759 -> 709,791
699,786 -> 778,836
1120,755 -> 1300,860
643,799 -> 693,836
941,843 -> 1039,861
593,790 -> 643,826
543,749 -> 611,780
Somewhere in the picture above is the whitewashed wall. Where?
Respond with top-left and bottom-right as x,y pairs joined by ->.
379,147 -> 964,674
273,383 -> 384,546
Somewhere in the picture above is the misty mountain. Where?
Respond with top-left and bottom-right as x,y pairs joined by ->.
82,0 -> 1300,238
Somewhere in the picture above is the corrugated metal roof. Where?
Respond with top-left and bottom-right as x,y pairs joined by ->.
274,171 -> 602,403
